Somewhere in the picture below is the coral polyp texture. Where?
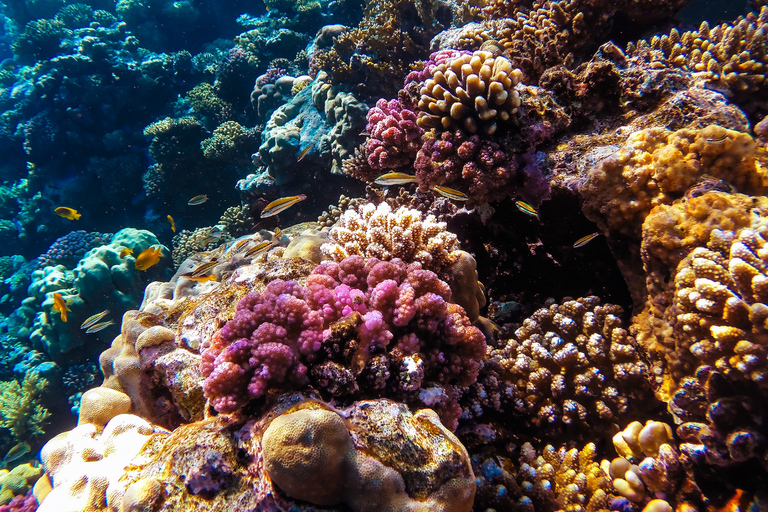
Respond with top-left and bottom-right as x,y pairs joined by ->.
364,98 -> 423,170
490,296 -> 650,434
417,50 -> 523,136
201,255 -> 486,428
321,202 -> 460,274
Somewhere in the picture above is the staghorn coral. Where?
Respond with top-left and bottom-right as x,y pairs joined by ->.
417,50 -> 523,135
490,296 -> 650,435
580,125 -> 768,240
320,202 -> 460,275
627,7 -> 768,108
0,373 -> 50,441
201,256 -> 486,428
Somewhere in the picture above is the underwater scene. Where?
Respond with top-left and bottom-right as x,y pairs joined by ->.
0,0 -> 767,510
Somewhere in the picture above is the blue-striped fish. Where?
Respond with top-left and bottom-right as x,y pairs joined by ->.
375,172 -> 419,186
86,320 -> 115,333
515,201 -> 539,219
261,194 -> 307,218
573,232 -> 601,248
431,185 -> 468,201
81,309 -> 110,330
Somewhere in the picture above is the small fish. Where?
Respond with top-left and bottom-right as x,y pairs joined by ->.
573,232 -> 601,248
52,292 -> 71,322
431,185 -> 468,201
515,200 -> 539,219
86,320 -> 115,334
375,172 -> 419,186
2,442 -> 30,464
244,240 -> 274,259
296,145 -> 312,162
167,215 -> 176,232
230,238 -> 252,254
261,194 -> 307,218
179,273 -> 218,283
191,260 -> 219,277
706,133 -> 728,143
200,233 -> 223,246
135,246 -> 163,271
119,247 -> 133,258
55,207 -> 81,220
188,194 -> 209,206
80,309 -> 110,329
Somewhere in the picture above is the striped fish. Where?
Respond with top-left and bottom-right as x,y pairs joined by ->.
375,172 -> 419,186
80,309 -> 110,330
260,194 -> 307,218
431,185 -> 468,201
515,201 -> 539,219
573,232 -> 601,248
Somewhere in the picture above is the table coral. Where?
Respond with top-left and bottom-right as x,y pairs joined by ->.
321,202 -> 459,274
201,255 -> 486,428
417,50 -> 523,136
489,296 -> 650,435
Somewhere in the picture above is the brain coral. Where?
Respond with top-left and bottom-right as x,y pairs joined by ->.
417,50 -> 523,135
201,255 -> 486,428
320,202 -> 460,275
490,296 -> 650,434
580,125 -> 768,239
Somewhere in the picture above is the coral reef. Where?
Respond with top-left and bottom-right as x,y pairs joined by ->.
0,373 -> 50,441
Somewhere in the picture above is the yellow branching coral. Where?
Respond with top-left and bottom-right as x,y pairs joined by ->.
321,202 -> 459,274
417,50 -> 522,135
0,372 -> 51,441
580,125 -> 768,239
628,7 -> 768,102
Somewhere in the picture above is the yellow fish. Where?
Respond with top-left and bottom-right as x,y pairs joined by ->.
573,232 -> 601,248
188,194 -> 209,206
190,260 -> 219,277
81,309 -> 110,329
180,273 -> 218,283
55,207 -> 81,220
261,194 -> 307,218
244,240 -> 274,259
85,320 -> 115,333
431,185 -> 468,201
296,145 -> 312,162
135,246 -> 163,271
52,292 -> 70,322
119,247 -> 133,258
167,215 -> 176,232
515,200 -> 539,219
375,172 -> 419,185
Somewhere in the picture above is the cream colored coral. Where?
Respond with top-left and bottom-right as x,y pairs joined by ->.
39,414 -> 162,512
417,50 -> 523,135
321,202 -> 459,273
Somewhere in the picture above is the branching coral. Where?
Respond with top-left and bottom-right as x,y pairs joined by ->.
363,98 -> 423,170
200,121 -> 259,162
417,50 -> 523,135
201,256 -> 486,428
320,202 -> 460,275
490,296 -> 650,434
0,373 -> 50,441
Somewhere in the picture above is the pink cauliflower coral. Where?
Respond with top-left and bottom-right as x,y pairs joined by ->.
364,98 -> 423,170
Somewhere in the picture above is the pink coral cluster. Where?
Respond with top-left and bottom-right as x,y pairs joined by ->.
0,490 -> 37,512
364,99 -> 423,169
404,50 -> 472,86
414,129 -> 518,205
200,256 -> 486,422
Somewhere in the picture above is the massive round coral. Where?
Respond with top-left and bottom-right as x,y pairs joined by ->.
417,50 -> 523,135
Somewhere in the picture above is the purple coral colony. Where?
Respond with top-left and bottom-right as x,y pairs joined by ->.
1,0 -> 768,510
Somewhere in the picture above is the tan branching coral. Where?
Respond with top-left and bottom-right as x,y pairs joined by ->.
317,195 -> 366,228
491,296 -> 650,433
417,50 -> 522,135
628,7 -> 768,105
580,125 -> 768,239
321,202 -> 460,274
0,373 -> 50,440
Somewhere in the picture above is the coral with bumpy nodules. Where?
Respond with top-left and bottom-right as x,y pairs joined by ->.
36,230 -> 113,268
490,296 -> 650,434
472,442 -> 616,512
580,125 -> 768,239
417,50 -> 523,136
201,255 -> 486,428
200,121 -> 259,162
363,98 -> 423,170
414,129 -> 518,206
628,7 -> 768,107
321,202 -> 460,275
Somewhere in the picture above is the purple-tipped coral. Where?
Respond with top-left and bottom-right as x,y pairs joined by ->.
200,256 -> 486,427
364,98 -> 423,170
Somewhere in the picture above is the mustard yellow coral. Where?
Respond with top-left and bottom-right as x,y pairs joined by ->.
0,373 -> 51,440
418,50 -> 522,135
